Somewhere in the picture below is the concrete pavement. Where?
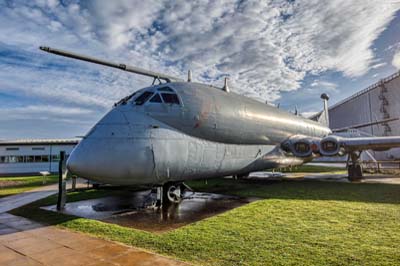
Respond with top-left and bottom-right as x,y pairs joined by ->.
0,213 -> 190,266
0,181 -> 190,265
0,179 -> 88,214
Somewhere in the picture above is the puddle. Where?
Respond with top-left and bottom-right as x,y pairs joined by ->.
42,190 -> 255,233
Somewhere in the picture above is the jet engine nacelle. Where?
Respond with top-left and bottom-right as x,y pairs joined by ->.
282,135 -> 320,158
319,136 -> 345,156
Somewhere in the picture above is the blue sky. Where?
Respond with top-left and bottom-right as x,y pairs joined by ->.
1,0 -> 400,140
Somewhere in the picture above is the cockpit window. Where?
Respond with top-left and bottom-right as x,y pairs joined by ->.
115,92 -> 137,106
158,87 -> 174,92
149,93 -> 162,103
134,91 -> 153,105
161,93 -> 180,105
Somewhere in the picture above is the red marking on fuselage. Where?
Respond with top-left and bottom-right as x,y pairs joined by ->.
193,101 -> 213,129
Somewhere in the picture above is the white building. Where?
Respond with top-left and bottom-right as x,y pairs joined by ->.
0,139 -> 79,176
328,71 -> 400,161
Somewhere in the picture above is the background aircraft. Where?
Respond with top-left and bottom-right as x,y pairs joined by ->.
40,46 -> 400,204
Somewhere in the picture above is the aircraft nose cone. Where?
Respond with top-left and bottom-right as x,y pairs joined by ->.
66,108 -> 156,185
66,138 -> 96,179
66,147 -> 83,176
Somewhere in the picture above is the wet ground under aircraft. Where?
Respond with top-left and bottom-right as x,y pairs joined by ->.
42,190 -> 257,233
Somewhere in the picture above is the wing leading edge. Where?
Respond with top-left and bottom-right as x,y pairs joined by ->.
320,135 -> 400,156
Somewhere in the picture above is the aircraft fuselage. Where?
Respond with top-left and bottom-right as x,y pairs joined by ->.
67,82 -> 331,185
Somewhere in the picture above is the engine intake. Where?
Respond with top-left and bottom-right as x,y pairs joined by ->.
320,136 -> 344,156
282,135 -> 320,158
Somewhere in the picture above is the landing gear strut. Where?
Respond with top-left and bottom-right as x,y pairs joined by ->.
154,182 -> 185,207
233,172 -> 249,180
347,151 -> 363,181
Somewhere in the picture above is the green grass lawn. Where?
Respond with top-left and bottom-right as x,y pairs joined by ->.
280,164 -> 346,173
0,175 -> 58,198
11,178 -> 400,266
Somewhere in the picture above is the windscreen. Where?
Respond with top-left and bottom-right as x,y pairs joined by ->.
135,91 -> 154,105
161,93 -> 180,105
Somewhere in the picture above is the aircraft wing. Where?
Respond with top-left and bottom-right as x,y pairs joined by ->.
283,134 -> 400,157
319,135 -> 400,156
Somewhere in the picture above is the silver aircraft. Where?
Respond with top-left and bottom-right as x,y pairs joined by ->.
40,47 -> 400,203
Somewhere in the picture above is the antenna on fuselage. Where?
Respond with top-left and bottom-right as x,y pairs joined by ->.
39,46 -> 183,83
319,93 -> 330,127
223,77 -> 230,92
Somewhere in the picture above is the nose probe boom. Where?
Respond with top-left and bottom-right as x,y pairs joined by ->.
39,46 -> 182,83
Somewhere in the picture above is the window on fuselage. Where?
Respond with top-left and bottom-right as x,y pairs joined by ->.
161,93 -> 180,105
134,91 -> 154,105
149,93 -> 163,103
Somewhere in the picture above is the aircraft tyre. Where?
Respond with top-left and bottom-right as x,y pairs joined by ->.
163,182 -> 182,204
348,164 -> 363,181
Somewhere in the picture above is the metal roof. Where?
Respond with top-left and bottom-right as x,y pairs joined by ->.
309,70 -> 400,120
329,70 -> 400,111
0,138 -> 80,146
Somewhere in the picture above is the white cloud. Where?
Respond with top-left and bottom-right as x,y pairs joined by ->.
371,62 -> 387,69
281,0 -> 399,78
392,49 -> 400,69
0,104 -> 96,126
310,80 -> 338,91
1,105 -> 93,116
301,111 -> 318,119
0,0 -> 399,138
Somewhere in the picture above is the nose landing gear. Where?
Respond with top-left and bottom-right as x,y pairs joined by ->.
165,184 -> 182,203
154,182 -> 191,207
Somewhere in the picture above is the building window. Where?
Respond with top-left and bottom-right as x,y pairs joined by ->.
51,155 -> 60,162
42,155 -> 49,162
8,156 -> 18,163
0,155 -> 53,163
32,147 -> 45,151
6,147 -> 19,151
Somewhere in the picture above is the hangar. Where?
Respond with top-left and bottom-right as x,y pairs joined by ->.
325,71 -> 400,161
0,139 -> 79,176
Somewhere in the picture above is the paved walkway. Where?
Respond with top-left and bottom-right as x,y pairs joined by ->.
0,181 -> 190,265
0,213 -> 189,266
0,179 -> 88,213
